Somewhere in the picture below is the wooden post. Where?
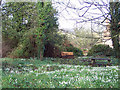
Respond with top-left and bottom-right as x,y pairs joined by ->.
107,60 -> 111,66
91,59 -> 96,67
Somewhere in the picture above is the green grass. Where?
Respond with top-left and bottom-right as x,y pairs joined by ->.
1,57 -> 119,88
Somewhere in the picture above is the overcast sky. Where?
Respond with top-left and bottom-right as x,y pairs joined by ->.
52,0 -> 110,32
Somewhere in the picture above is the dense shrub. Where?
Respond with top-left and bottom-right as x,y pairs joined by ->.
87,44 -> 114,56
66,46 -> 83,56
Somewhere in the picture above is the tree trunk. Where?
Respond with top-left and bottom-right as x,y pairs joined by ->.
37,42 -> 44,60
111,30 -> 120,58
36,1 -> 45,61
110,2 -> 120,59
40,51 -> 43,60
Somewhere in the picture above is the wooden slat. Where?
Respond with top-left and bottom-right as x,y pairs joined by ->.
91,58 -> 111,60
90,58 -> 112,67
61,52 -> 73,56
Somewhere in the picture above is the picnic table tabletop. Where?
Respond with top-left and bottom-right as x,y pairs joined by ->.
90,58 -> 111,60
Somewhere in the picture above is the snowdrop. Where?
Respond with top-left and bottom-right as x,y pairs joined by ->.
10,70 -> 14,73
15,79 -> 17,83
36,73 -> 39,76
69,69 -> 74,71
46,64 -> 50,66
70,77 -> 74,80
15,70 -> 19,74
115,74 -> 118,77
106,79 -> 111,82
21,58 -> 26,61
66,65 -> 72,68
60,81 -> 68,85
5,68 -> 10,71
30,70 -> 33,73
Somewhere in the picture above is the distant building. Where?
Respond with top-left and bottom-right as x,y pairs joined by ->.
97,19 -> 120,48
102,20 -> 113,48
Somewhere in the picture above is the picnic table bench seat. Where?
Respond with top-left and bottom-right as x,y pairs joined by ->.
90,58 -> 112,67
79,57 -> 112,67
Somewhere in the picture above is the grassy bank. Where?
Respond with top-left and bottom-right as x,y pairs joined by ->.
1,57 -> 119,88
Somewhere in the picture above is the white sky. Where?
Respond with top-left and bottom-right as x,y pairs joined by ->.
52,0 -> 110,31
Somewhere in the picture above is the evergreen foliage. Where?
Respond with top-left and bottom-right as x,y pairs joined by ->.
88,44 -> 114,56
2,2 -> 59,59
66,45 -> 83,56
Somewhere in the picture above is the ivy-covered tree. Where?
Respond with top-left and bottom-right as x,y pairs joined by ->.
2,1 -> 58,59
109,2 -> 120,58
35,1 -> 58,60
2,2 -> 37,43
2,2 -> 37,57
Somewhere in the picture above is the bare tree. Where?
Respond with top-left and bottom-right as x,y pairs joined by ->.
52,0 -> 120,58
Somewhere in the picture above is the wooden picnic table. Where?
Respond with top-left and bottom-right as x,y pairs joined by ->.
90,58 -> 111,67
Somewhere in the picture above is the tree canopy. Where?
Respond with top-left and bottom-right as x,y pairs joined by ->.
2,1 -> 59,59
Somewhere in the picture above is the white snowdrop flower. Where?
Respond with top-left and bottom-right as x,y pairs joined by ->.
10,70 -> 14,73
30,70 -> 33,73
15,70 -> 18,73
52,85 -> 55,88
46,64 -> 50,66
63,69 -> 67,71
64,81 -> 68,84
15,79 -> 17,83
38,80 -> 41,83
61,81 -> 68,84
115,74 -> 118,77
70,77 -> 74,80
21,59 -> 24,60
36,73 -> 39,76
34,69 -> 38,71
102,79 -> 105,82
75,76 -> 79,78
9,78 -> 12,81
106,77 -> 109,80
87,69 -> 91,71
15,79 -> 17,81
6,68 -> 10,71
19,64 -> 22,66
74,65 -> 79,68
59,81 -> 61,84
80,69 -> 84,72
21,58 -> 25,61
66,75 -> 68,77
107,79 -> 111,82
66,65 -> 71,68
94,76 -> 98,80
109,76 -> 112,78
61,81 -> 63,84
41,66 -> 44,68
